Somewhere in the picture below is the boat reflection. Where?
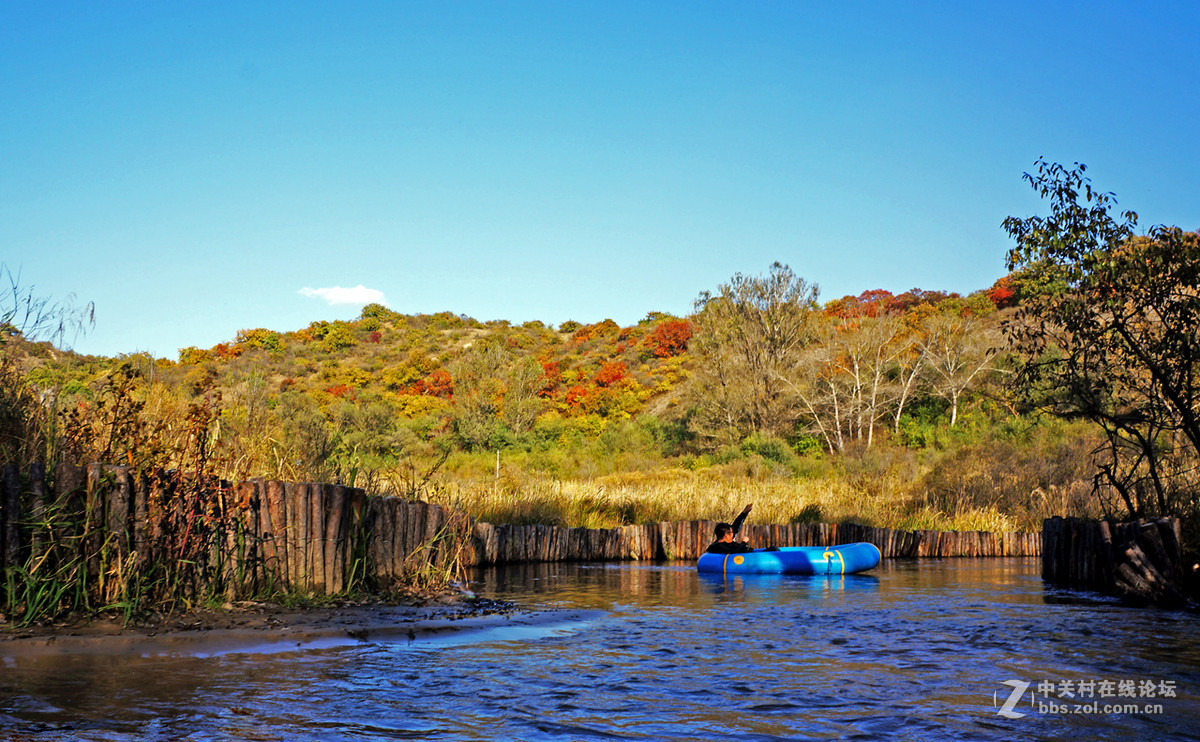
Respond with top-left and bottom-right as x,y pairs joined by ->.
698,570 -> 881,601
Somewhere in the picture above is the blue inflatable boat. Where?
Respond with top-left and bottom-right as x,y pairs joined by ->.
696,543 -> 881,575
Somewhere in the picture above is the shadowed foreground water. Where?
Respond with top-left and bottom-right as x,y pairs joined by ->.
2,558 -> 1198,740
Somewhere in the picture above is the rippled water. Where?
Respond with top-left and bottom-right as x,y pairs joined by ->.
2,558 -> 1199,741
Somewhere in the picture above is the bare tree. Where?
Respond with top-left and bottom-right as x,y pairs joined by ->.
891,332 -> 926,435
918,313 -> 999,427
787,314 -> 911,451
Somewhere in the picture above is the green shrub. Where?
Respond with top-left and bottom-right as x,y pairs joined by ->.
321,322 -> 357,353
236,328 -> 282,352
741,432 -> 797,466
788,433 -> 821,456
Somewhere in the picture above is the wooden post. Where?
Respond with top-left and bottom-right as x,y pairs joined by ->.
1137,520 -> 1175,583
374,496 -> 390,586
103,466 -> 132,561
84,464 -> 105,581
251,478 -> 265,592
378,496 -> 393,586
307,483 -> 324,593
28,463 -> 46,562
425,503 -> 445,566
410,500 -> 427,562
131,471 -> 150,567
230,481 -> 251,594
53,463 -> 84,561
284,482 -> 304,590
1042,517 -> 1058,580
0,463 -> 19,570
325,484 -> 345,594
342,488 -> 364,588
364,496 -> 383,587
397,498 -> 411,580
493,523 -> 507,565
1155,518 -> 1184,580
263,480 -> 286,590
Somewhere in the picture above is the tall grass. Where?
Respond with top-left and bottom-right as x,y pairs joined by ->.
424,420 -> 1106,534
428,464 -> 1024,533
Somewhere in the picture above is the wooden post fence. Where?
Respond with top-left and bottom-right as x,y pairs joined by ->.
0,462 -> 1047,606
1042,516 -> 1188,607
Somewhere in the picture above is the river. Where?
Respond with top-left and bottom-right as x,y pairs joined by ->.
2,558 -> 1198,740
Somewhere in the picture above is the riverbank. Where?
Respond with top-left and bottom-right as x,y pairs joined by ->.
0,593 -> 526,659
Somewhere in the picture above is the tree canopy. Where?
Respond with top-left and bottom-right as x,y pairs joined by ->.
1003,158 -> 1200,520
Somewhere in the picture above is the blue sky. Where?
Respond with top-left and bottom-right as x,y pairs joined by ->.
4,2 -> 1198,359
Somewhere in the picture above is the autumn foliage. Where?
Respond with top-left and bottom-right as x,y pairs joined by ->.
986,276 -> 1015,309
593,361 -> 628,387
642,319 -> 692,358
406,368 -> 454,398
571,319 -> 620,344
823,289 -> 964,319
539,361 -> 561,398
212,342 -> 243,360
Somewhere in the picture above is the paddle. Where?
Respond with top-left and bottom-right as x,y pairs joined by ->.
734,503 -> 753,549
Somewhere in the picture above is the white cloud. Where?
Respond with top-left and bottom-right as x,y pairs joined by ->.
298,285 -> 387,307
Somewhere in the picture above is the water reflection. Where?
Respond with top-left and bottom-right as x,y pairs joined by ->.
697,571 -> 881,600
3,558 -> 1199,741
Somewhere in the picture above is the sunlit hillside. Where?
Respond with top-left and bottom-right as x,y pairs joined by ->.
5,267 -> 1108,534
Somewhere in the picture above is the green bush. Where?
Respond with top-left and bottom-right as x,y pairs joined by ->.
320,322 -> 357,353
236,328 -> 282,352
740,432 -> 797,465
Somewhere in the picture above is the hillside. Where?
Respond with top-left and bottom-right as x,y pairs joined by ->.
8,269 -> 1104,533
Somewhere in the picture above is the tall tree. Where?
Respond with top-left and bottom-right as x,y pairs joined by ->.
449,341 -> 508,450
1003,158 -> 1200,518
501,355 -> 546,434
688,263 -> 820,444
449,341 -> 546,449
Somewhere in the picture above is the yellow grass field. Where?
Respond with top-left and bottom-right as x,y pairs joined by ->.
428,464 -> 1029,534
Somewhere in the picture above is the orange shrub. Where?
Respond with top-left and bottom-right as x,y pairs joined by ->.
594,361 -> 628,387
642,319 -> 692,358
424,368 -> 454,398
564,384 -> 590,409
212,342 -> 243,360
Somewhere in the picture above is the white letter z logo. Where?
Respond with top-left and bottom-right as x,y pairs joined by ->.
996,680 -> 1030,719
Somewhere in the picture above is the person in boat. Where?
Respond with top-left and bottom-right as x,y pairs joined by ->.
706,504 -> 754,554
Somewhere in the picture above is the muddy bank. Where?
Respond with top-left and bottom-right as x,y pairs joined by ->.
0,595 -> 562,659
